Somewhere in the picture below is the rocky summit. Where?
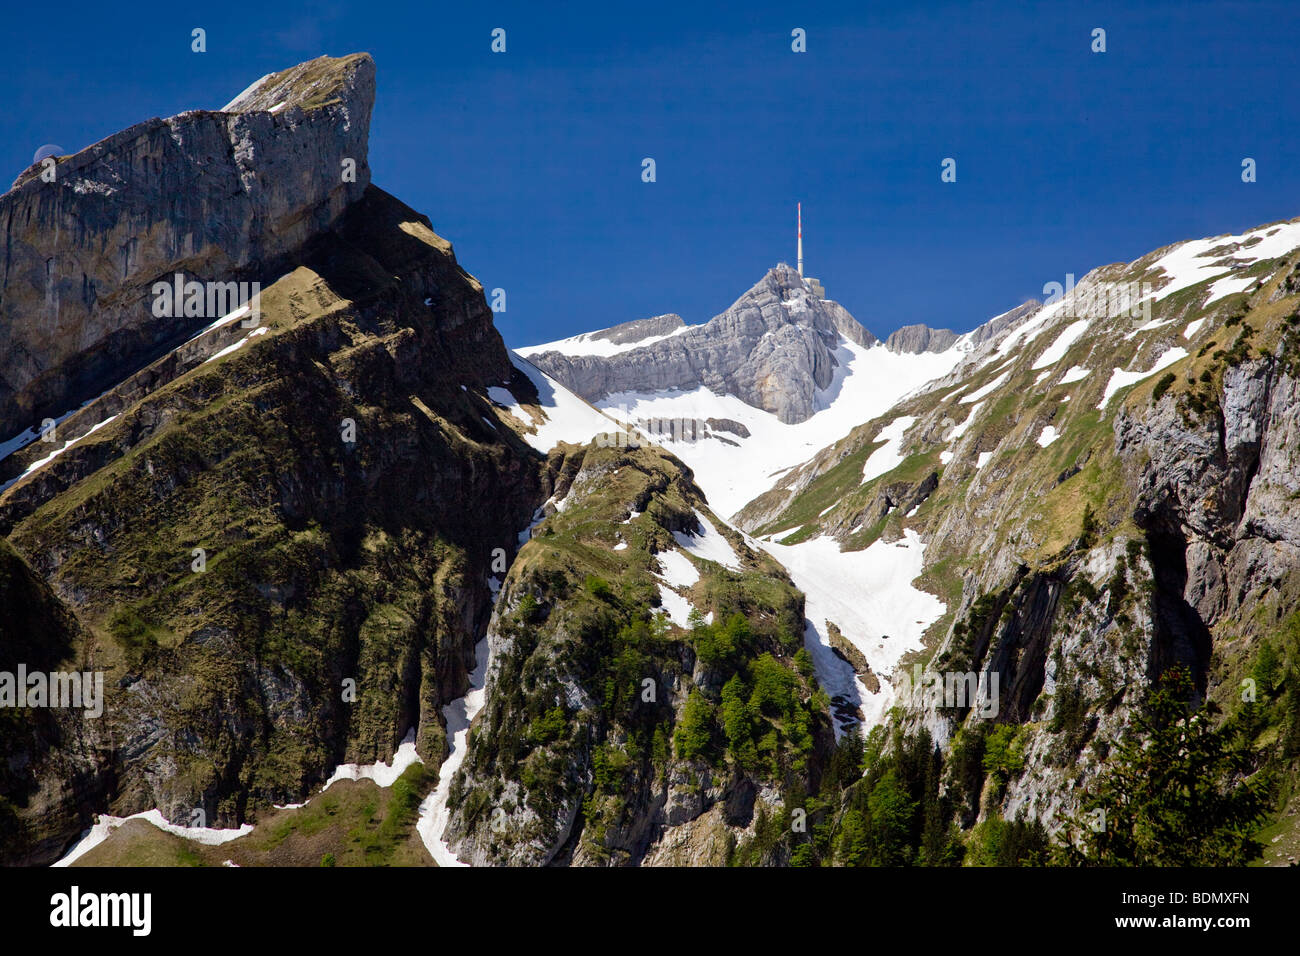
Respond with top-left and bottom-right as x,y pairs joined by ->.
0,53 -> 373,437
524,263 -> 878,424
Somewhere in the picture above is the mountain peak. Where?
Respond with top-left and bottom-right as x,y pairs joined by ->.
219,52 -> 375,116
0,52 -> 375,434
522,264 -> 879,423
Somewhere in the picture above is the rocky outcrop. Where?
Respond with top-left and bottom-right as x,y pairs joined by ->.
527,264 -> 878,424
0,53 -> 375,437
441,441 -> 835,866
585,313 -> 685,346
886,324 -> 959,354
968,300 -> 1041,347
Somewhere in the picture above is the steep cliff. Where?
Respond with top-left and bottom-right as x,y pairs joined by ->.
0,53 -> 374,439
441,440 -> 836,865
0,54 -> 558,865
732,219 -> 1300,862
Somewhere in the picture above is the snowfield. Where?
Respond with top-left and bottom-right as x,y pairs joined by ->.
597,339 -> 966,519
517,321 -> 689,358
1098,347 -> 1189,409
758,530 -> 945,730
497,352 -> 619,452
1139,220 -> 1300,305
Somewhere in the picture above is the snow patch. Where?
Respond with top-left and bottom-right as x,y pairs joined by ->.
54,811 -> 253,867
1098,347 -> 1189,409
657,585 -> 697,628
1031,320 -> 1089,370
960,369 -> 1011,404
672,510 -> 742,570
861,416 -> 916,484
517,323 -> 690,359
502,353 -> 618,453
323,728 -> 422,791
656,548 -> 700,588
418,634 -> 492,867
947,402 -> 982,442
597,338 -> 965,519
1139,221 -> 1300,305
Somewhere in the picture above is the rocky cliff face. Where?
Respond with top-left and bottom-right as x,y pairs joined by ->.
0,53 -> 562,865
524,264 -> 877,424
441,440 -> 835,865
0,180 -> 550,864
0,53 -> 374,438
886,324 -> 959,354
734,224 -> 1300,859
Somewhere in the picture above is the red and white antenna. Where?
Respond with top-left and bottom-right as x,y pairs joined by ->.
797,202 -> 804,277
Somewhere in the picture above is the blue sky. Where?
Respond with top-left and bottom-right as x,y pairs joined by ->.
4,0 -> 1297,345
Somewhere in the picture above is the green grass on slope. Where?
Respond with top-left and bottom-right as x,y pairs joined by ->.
72,763 -> 434,867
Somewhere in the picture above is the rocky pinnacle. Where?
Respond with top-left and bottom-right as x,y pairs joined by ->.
0,53 -> 375,436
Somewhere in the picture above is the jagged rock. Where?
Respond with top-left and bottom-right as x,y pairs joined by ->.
0,53 -> 375,436
886,324 -> 959,354
586,313 -> 685,346
705,417 -> 750,438
968,300 -> 1041,346
528,264 -> 878,424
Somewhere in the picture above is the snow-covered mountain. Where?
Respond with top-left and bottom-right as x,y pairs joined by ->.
521,264 -> 1034,520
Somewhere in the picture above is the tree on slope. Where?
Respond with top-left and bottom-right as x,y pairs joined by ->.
1058,667 -> 1269,866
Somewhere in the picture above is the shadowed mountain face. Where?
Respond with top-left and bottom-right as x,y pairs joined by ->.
525,264 -> 879,424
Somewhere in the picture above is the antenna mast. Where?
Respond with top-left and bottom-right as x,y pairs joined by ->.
797,202 -> 804,277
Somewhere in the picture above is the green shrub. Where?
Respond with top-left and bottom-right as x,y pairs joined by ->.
1151,372 -> 1176,403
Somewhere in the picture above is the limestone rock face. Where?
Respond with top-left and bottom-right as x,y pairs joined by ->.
527,264 -> 878,424
0,53 -> 375,435
585,313 -> 685,346
886,323 -> 959,354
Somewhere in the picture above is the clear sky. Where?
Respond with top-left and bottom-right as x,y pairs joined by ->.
4,0 -> 1297,346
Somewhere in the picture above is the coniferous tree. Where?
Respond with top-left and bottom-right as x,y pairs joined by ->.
1058,667 -> 1269,866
